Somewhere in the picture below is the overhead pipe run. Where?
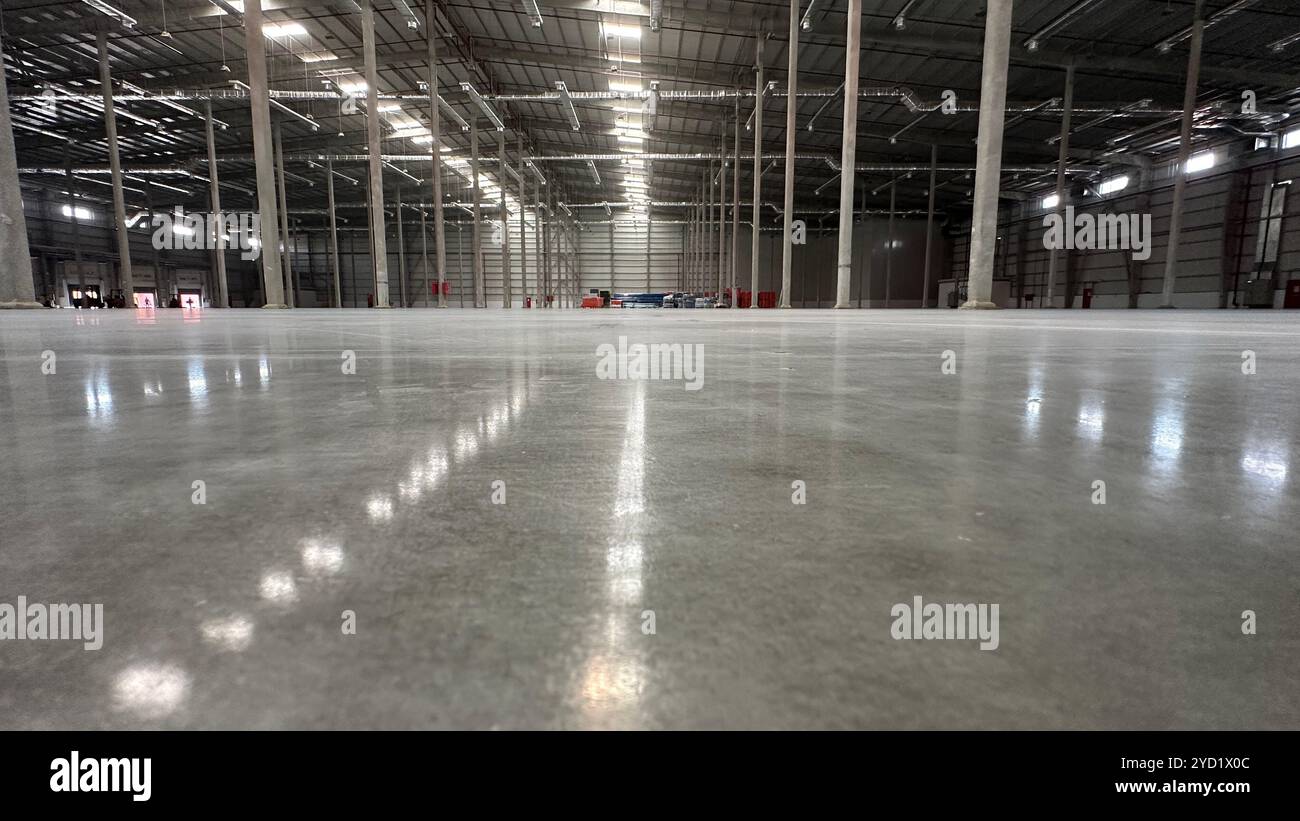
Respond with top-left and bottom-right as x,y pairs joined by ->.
10,87 -> 1193,118
1155,0 -> 1262,54
1023,0 -> 1107,52
199,152 -> 1099,173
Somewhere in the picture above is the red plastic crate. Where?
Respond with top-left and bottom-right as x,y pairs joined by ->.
736,290 -> 777,308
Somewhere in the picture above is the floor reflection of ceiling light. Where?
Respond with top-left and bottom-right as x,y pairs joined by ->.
259,570 -> 299,604
301,540 -> 345,576
1076,403 -> 1105,443
605,575 -> 643,606
1241,452 -> 1288,485
200,615 -> 254,651
112,663 -> 191,719
366,496 -> 394,521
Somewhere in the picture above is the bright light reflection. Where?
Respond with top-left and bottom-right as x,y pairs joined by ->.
301,539 -> 345,576
84,375 -> 114,417
112,663 -> 191,719
1077,400 -> 1105,443
366,495 -> 394,521
1149,402 -> 1184,469
613,386 -> 646,517
454,426 -> 479,462
199,615 -> 254,652
187,357 -> 208,401
259,570 -> 299,604
1241,449 -> 1289,486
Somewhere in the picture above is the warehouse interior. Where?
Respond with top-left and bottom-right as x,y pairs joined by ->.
0,1 -> 1297,730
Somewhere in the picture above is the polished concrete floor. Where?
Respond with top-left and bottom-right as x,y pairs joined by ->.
0,307 -> 1296,729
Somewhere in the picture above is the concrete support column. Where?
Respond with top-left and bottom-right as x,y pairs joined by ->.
273,120 -> 296,307
690,189 -> 696,292
780,0 -> 799,308
561,224 -> 568,308
419,206 -> 429,306
885,179 -> 896,307
646,214 -> 653,291
518,135 -> 527,306
718,127 -> 726,297
499,131 -> 510,308
1161,0 -> 1206,308
697,196 -> 704,292
326,158 -> 342,307
962,0 -> 1014,309
707,161 -> 715,293
922,144 -> 938,308
96,32 -> 135,302
241,0 -> 285,307
64,149 -> 85,306
687,207 -> 695,291
426,0 -> 447,308
681,223 -> 691,289
609,221 -> 616,294
1045,62 -> 1075,307
396,185 -> 407,307
361,0 -> 390,307
750,37 -> 764,305
203,101 -> 229,307
146,182 -> 161,303
533,177 -> 541,305
698,190 -> 705,292
470,120 -> 483,307
833,0 -> 862,308
731,94 -> 741,305
271,118 -> 297,305
0,37 -> 39,308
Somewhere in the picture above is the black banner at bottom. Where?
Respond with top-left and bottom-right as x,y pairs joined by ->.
1,731 -> 1290,808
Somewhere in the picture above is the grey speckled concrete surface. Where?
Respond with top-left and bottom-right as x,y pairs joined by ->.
0,307 -> 1296,729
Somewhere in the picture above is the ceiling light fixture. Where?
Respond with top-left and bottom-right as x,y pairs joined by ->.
522,0 -> 544,28
81,0 -> 137,28
461,82 -> 505,131
556,80 -> 581,131
263,22 -> 308,39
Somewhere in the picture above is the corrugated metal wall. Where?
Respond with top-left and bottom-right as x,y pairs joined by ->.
727,217 -> 945,307
572,217 -> 683,295
948,144 -> 1300,309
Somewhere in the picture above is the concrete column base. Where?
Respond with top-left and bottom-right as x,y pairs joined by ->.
0,301 -> 44,309
262,303 -> 289,309
960,300 -> 999,310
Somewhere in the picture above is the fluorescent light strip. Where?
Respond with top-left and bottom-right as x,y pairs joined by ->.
523,0 -> 544,28
555,81 -> 581,131
264,22 -> 308,39
601,22 -> 642,40
461,82 -> 505,131
81,0 -> 137,28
